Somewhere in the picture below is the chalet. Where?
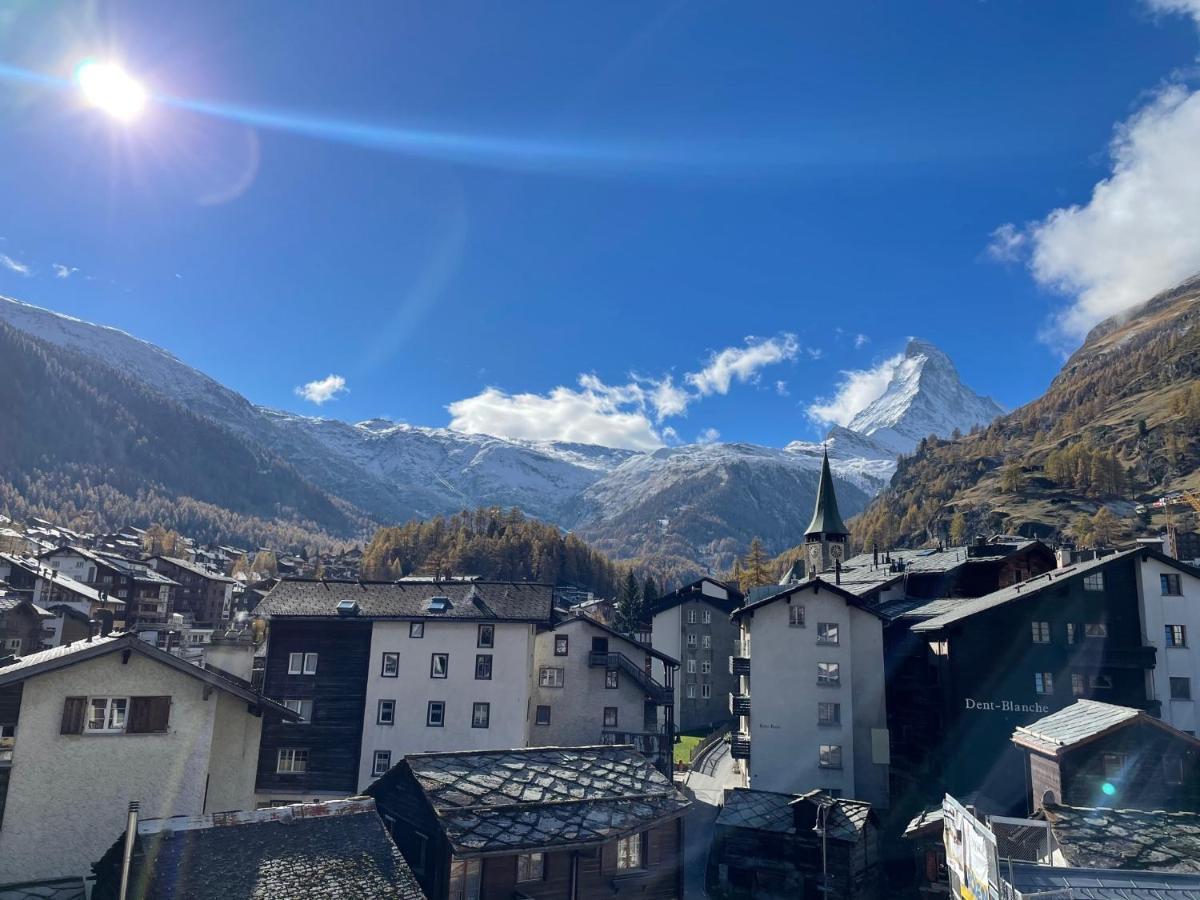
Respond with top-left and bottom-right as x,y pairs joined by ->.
529,614 -> 678,772
38,548 -> 177,627
1012,699 -> 1200,813
90,797 -> 425,900
0,597 -> 52,656
709,788 -> 879,900
0,632 -> 297,884
0,553 -> 126,637
252,579 -> 555,800
148,555 -> 236,627
365,745 -> 689,900
647,577 -> 742,733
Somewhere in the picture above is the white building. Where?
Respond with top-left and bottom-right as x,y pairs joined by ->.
0,631 -> 296,884
1133,548 -> 1200,735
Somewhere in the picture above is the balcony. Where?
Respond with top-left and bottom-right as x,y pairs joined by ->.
730,692 -> 751,716
730,653 -> 750,677
589,651 -> 672,706
1067,642 -> 1156,669
730,732 -> 751,760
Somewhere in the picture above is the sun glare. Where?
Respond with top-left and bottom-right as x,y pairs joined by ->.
75,59 -> 147,121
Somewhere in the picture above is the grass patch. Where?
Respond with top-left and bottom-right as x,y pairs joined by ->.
674,733 -> 703,764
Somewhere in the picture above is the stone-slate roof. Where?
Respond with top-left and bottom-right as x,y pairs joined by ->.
374,745 -> 688,856
1009,862 -> 1200,899
91,798 -> 424,900
256,579 -> 554,622
714,789 -> 872,843
1013,700 -> 1147,756
0,877 -> 86,900
1043,805 -> 1200,874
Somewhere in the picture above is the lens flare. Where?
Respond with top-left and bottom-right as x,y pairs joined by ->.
74,59 -> 146,120
1101,782 -> 1116,797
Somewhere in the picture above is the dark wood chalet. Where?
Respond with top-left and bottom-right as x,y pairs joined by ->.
1013,699 -> 1200,813
148,556 -> 235,627
366,745 -> 689,900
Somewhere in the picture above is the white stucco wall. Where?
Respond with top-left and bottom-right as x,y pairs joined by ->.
0,651 -> 231,883
528,618 -> 650,748
357,620 -> 533,790
205,689 -> 264,814
1137,557 -> 1200,734
651,605 -> 682,711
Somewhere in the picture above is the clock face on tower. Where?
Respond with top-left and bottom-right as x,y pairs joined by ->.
808,543 -> 823,572
830,543 -> 844,563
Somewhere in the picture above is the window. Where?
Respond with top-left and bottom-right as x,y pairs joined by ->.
373,750 -> 392,777
276,749 -> 308,773
688,609 -> 697,624
817,623 -> 840,646
410,833 -> 429,874
475,654 -> 493,680
701,660 -> 711,674
535,704 -> 551,725
789,605 -> 805,628
1071,673 -> 1085,697
687,659 -> 697,674
283,699 -> 313,723
1171,676 -> 1192,700
616,833 -> 643,870
554,634 -> 569,656
86,697 -> 128,733
701,684 -> 711,699
426,701 -> 445,727
606,669 -> 619,689
1166,625 -> 1188,648
1161,574 -> 1183,596
1035,672 -> 1054,694
430,653 -> 449,678
288,652 -> 318,675
381,652 -> 399,677
539,666 -> 564,688
1067,623 -> 1077,645
817,662 -> 841,687
517,852 -> 545,883
1102,752 -> 1126,779
449,857 -> 481,900
378,699 -> 396,725
703,610 -> 712,624
1165,757 -> 1185,785
686,633 -> 697,648
819,744 -> 843,769
1084,623 -> 1107,639
686,685 -> 696,699
4,638 -> 19,651
1031,622 -> 1050,644
702,635 -> 712,649
409,622 -> 424,638
472,702 -> 490,729
818,702 -> 841,726
604,707 -> 618,728
1089,674 -> 1113,689
1083,572 -> 1105,592
477,625 -> 494,648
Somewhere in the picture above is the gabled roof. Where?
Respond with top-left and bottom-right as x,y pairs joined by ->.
1012,699 -> 1200,757
1043,805 -> 1200,873
792,790 -> 874,841
256,579 -> 554,623
368,745 -> 688,857
91,798 -> 424,900
648,577 -> 743,616
1008,861 -> 1200,899
913,547 -> 1200,633
148,556 -> 236,584
38,546 -> 178,586
730,577 -> 887,621
805,449 -> 849,538
715,789 -> 796,833
0,553 -> 125,607
0,633 -> 297,719
553,614 -> 680,666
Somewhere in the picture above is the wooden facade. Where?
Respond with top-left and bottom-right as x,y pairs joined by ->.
255,617 -> 371,797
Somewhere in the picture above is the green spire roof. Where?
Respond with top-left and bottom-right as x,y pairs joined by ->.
805,449 -> 849,538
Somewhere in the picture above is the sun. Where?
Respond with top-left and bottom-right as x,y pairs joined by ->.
74,59 -> 147,121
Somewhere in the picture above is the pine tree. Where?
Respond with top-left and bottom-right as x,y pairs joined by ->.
741,537 -> 772,588
614,571 -> 643,635
1091,506 -> 1120,545
642,576 -> 659,608
949,512 -> 968,546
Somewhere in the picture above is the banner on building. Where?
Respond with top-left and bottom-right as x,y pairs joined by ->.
942,794 -> 1000,900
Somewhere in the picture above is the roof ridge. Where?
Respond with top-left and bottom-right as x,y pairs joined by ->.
436,789 -> 682,815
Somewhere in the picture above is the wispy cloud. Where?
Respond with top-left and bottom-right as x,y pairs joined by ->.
696,427 -> 721,444
853,333 -> 870,349
775,380 -> 790,397
52,263 -> 78,279
686,334 -> 799,396
806,353 -> 904,428
295,374 -> 348,405
985,223 -> 1027,263
0,253 -> 31,276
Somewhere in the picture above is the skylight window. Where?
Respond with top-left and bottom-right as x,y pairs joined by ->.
427,595 -> 452,612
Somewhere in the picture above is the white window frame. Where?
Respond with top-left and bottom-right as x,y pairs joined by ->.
789,605 -> 805,628
701,660 -> 711,674
517,851 -> 545,883
1166,624 -> 1188,648
687,610 -> 697,624
276,748 -> 308,774
700,683 -> 711,699
686,659 -> 696,674
1031,621 -> 1050,644
373,750 -> 392,776
86,696 -> 129,733
818,701 -> 840,726
686,633 -> 697,647
539,666 -> 564,688
702,635 -> 712,649
1035,672 -> 1054,695
282,699 -> 313,724
288,652 -> 318,675
1071,673 -> 1085,696
817,662 -> 840,687
818,744 -> 843,769
449,857 -> 482,900
616,833 -> 643,871
686,684 -> 696,699
1083,572 -> 1105,592
703,610 -> 712,624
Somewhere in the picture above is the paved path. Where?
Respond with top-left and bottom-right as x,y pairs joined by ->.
680,740 -> 738,898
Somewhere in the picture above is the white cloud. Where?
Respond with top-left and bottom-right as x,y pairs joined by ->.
775,380 -> 790,397
806,353 -> 904,427
985,223 -> 1027,263
447,379 -> 663,451
295,374 -> 348,405
696,427 -> 721,444
649,376 -> 690,422
52,263 -> 78,279
1145,0 -> 1200,25
0,254 -> 31,276
853,333 -> 870,349
686,334 -> 799,396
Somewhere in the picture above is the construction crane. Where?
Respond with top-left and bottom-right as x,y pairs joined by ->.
1135,489 -> 1200,515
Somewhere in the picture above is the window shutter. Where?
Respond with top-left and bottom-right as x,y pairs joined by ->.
60,696 -> 86,734
128,696 -> 171,734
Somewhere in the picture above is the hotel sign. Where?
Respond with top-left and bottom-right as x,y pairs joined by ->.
964,698 -> 1048,714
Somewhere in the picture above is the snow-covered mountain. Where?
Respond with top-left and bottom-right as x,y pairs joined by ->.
0,297 -> 1003,574
843,338 -> 1005,457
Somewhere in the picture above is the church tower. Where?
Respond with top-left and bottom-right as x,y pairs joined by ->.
804,448 -> 850,577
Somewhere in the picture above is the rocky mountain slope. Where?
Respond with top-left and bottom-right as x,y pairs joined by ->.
0,296 -> 1005,576
852,274 -> 1200,550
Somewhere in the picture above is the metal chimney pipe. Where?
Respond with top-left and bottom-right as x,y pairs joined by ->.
118,800 -> 139,900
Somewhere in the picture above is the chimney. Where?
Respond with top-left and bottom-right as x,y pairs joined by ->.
872,544 -> 878,568
834,559 -> 841,586
118,800 -> 139,900
86,620 -> 96,643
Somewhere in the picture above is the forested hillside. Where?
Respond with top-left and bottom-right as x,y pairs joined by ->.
851,275 -> 1200,550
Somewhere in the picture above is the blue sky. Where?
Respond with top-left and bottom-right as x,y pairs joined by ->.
1,1 -> 1199,450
